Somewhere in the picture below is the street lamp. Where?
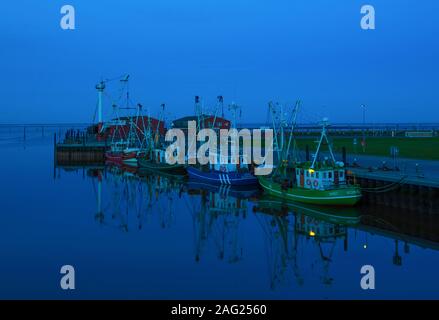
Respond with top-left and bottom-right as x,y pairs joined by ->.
361,104 -> 366,152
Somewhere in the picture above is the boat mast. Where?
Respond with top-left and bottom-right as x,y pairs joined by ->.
311,118 -> 336,169
96,81 -> 106,132
268,101 -> 282,161
228,101 -> 240,129
155,103 -> 166,147
283,100 -> 300,163
138,103 -> 147,149
269,101 -> 300,166
195,96 -> 203,131
210,95 -> 223,129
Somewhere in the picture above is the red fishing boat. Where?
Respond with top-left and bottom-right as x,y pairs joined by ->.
105,151 -> 123,164
105,141 -> 128,164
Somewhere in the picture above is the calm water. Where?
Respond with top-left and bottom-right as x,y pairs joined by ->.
1,139 -> 439,299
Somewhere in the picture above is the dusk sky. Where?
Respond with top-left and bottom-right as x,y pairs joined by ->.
1,0 -> 438,124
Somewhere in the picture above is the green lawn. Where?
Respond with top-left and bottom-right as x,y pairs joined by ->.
295,137 -> 439,160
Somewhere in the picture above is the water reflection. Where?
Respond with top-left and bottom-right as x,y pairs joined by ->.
90,164 -> 185,232
253,197 -> 359,289
56,164 -> 439,293
185,182 -> 260,264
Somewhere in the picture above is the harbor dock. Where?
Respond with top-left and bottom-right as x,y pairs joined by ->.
54,133 -> 109,165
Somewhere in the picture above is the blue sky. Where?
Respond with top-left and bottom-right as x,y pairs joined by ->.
1,0 -> 438,123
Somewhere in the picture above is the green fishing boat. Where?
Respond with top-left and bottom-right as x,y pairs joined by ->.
254,194 -> 360,226
259,106 -> 362,206
138,148 -> 186,173
138,166 -> 186,181
258,168 -> 362,206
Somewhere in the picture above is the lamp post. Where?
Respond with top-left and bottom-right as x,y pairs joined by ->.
361,104 -> 366,152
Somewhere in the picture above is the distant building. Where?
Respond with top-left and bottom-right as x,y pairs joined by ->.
172,115 -> 231,132
405,130 -> 434,138
90,116 -> 166,141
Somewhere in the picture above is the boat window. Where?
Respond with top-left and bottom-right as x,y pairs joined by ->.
306,171 -> 309,177
316,172 -> 319,178
340,171 -> 344,178
328,172 -> 332,179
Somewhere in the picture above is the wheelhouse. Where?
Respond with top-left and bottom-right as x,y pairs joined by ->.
294,162 -> 346,190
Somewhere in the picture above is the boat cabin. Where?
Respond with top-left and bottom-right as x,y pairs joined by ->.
111,141 -> 129,152
152,148 -> 167,164
211,153 -> 250,173
296,213 -> 347,239
294,162 -> 346,190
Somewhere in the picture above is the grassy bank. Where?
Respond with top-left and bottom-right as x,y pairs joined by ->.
295,137 -> 439,161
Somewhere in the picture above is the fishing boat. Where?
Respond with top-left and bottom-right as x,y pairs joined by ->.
187,149 -> 258,186
138,166 -> 187,181
259,104 -> 362,206
137,104 -> 186,174
105,141 -> 127,164
122,148 -> 146,166
138,148 -> 186,173
120,110 -> 147,167
258,172 -> 361,206
254,194 -> 360,226
102,76 -> 154,168
186,181 -> 261,199
187,99 -> 258,186
187,166 -> 258,186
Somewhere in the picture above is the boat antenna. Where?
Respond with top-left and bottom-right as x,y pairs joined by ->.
311,118 -> 336,168
195,96 -> 203,130
210,96 -> 222,129
228,101 -> 241,129
283,100 -> 301,162
155,103 -> 166,147
268,101 -> 281,161
218,95 -> 224,118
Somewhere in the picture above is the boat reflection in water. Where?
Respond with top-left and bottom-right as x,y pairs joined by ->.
90,163 -> 185,232
58,163 -> 439,295
84,164 -> 362,287
252,196 -> 360,289
185,181 -> 261,263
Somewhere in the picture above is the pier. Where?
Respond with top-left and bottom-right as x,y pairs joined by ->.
54,132 -> 109,166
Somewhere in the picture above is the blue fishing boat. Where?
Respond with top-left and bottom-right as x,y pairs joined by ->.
187,165 -> 258,186
186,181 -> 261,199
186,99 -> 259,186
